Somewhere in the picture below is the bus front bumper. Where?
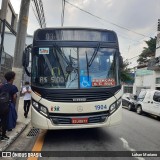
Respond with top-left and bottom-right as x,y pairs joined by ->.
31,105 -> 122,130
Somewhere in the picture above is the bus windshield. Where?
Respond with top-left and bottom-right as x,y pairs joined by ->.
31,46 -> 118,89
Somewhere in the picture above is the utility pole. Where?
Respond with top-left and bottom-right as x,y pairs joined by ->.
12,0 -> 31,111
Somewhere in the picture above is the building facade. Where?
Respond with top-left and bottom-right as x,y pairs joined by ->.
133,20 -> 160,95
0,0 -> 33,83
0,31 -> 33,82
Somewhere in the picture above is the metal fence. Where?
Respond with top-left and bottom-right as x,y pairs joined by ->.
0,51 -> 13,82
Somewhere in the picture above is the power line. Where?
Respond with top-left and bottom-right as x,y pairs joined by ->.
65,0 -> 150,38
125,55 -> 139,61
61,0 -> 65,26
31,1 -> 41,27
32,0 -> 46,28
96,16 -> 155,50
65,0 -> 157,64
94,17 -> 142,43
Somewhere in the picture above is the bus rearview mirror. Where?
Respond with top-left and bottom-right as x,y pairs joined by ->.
119,56 -> 123,68
22,46 -> 31,77
22,48 -> 30,67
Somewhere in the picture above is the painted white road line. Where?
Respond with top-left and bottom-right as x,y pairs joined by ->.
120,137 -> 145,160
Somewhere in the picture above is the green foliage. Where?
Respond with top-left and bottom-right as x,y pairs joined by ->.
120,61 -> 133,82
137,37 -> 157,64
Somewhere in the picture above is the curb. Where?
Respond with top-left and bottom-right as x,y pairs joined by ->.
0,119 -> 30,151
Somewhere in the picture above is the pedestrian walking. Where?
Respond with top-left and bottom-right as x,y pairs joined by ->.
0,71 -> 18,141
22,82 -> 31,118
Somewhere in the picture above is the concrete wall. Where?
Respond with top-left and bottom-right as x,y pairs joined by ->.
143,74 -> 155,89
133,71 -> 160,94
0,0 -> 18,31
133,68 -> 155,95
156,32 -> 160,57
6,5 -> 12,24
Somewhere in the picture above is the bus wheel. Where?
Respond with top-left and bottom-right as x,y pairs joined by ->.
136,106 -> 142,115
128,104 -> 132,111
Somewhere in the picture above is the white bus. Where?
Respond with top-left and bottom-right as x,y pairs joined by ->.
23,27 -> 122,129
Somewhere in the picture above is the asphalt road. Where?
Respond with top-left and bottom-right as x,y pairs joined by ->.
7,108 -> 160,160
39,109 -> 160,160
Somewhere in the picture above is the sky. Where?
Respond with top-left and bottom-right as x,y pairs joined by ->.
1,0 -> 160,67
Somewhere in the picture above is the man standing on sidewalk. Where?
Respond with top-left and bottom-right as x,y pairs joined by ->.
0,79 -> 9,141
22,82 -> 31,118
0,71 -> 18,141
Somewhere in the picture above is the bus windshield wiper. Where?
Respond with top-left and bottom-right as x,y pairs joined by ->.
53,44 -> 75,74
86,51 -> 89,80
53,43 -> 70,65
88,43 -> 101,67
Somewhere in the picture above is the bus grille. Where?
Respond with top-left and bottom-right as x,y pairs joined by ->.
49,112 -> 109,125
44,91 -> 113,102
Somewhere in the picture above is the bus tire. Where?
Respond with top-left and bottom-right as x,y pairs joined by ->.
136,105 -> 142,115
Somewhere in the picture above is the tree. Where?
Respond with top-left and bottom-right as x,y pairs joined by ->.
120,61 -> 133,83
137,37 -> 157,64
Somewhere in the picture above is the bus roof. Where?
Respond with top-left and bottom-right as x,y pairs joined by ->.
35,27 -> 116,33
33,27 -> 118,43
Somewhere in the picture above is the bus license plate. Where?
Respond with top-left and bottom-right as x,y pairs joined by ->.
72,118 -> 88,124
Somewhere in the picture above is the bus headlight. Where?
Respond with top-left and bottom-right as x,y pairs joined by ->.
32,99 -> 48,117
32,100 -> 39,109
109,98 -> 121,115
109,103 -> 116,114
39,105 -> 48,117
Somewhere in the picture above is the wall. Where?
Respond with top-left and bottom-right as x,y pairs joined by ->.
0,0 -> 18,31
156,32 -> 160,57
133,68 -> 155,95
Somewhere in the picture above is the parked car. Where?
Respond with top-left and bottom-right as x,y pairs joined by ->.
122,93 -> 137,111
136,89 -> 160,119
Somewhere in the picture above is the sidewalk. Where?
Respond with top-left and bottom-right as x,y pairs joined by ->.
0,97 -> 31,151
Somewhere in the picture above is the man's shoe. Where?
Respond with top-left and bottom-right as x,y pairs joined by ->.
1,135 -> 9,141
